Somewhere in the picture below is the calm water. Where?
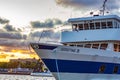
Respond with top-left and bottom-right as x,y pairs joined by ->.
0,74 -> 55,80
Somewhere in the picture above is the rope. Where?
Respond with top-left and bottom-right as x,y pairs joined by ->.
53,48 -> 61,80
38,30 -> 45,43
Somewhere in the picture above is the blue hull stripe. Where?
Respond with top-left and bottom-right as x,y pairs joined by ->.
42,59 -> 120,74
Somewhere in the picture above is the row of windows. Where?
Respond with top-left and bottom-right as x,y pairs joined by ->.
66,43 -> 120,52
99,65 -> 119,74
69,43 -> 108,50
72,20 -> 120,31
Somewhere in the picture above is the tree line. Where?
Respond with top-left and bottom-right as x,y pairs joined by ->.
0,61 -> 37,69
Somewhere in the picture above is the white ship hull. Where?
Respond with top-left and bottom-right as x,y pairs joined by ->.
31,43 -> 120,80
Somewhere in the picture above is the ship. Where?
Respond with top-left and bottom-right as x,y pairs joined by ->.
30,1 -> 120,80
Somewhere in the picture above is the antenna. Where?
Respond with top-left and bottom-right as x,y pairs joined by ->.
102,0 -> 107,15
90,0 -> 108,16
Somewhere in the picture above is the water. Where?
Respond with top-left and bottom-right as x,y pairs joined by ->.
1,74 -> 120,80
0,74 -> 55,80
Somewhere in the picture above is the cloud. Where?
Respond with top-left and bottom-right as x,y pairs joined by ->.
30,30 -> 54,39
0,17 -> 28,51
0,38 -> 29,51
4,24 -> 17,32
30,31 -> 41,37
30,18 -> 63,28
0,39 -> 29,52
0,18 -> 64,53
53,18 -> 63,25
0,17 -> 22,32
55,0 -> 120,11
0,17 -> 9,24
0,40 -> 21,47
0,32 -> 27,40
3,24 -> 23,32
29,30 -> 60,42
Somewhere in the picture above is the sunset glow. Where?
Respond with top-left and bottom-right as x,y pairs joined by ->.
0,46 -> 39,62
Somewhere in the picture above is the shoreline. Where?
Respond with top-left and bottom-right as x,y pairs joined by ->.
0,72 -> 30,75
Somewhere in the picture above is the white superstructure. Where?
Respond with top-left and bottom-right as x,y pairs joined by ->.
61,15 -> 120,52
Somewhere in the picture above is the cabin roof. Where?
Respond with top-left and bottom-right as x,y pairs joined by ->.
68,15 -> 120,23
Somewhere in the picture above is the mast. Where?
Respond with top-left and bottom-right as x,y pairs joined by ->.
102,0 -> 107,15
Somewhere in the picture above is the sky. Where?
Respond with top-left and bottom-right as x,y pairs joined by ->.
0,0 -> 119,27
0,0 -> 120,62
0,0 -> 73,27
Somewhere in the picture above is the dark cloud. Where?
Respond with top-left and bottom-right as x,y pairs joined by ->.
4,24 -> 23,32
29,30 -> 60,42
30,21 -> 45,28
0,18 -> 64,51
4,24 -> 17,32
0,17 -> 9,24
30,30 -> 53,38
53,18 -> 62,25
30,18 -> 63,28
0,40 -> 18,47
0,40 -> 29,51
45,19 -> 54,27
0,33 -> 29,51
30,31 -> 42,37
0,32 -> 26,40
0,21 -> 28,50
17,28 -> 22,32
55,0 -> 119,11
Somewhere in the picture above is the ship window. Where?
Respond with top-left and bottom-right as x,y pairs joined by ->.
70,44 -> 74,46
100,43 -> 108,50
63,44 -> 67,46
114,44 -> 118,52
90,23 -> 94,29
72,24 -> 77,31
95,22 -> 100,29
92,44 -> 99,49
78,24 -> 83,30
113,66 -> 119,73
101,22 -> 106,29
118,23 -> 120,28
77,45 -> 83,47
84,44 -> 91,48
107,21 -> 113,28
99,65 -> 106,73
84,23 -> 89,30
119,45 -> 120,52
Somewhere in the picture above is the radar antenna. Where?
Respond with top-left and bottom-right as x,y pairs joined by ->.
90,0 -> 108,16
102,0 -> 107,15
